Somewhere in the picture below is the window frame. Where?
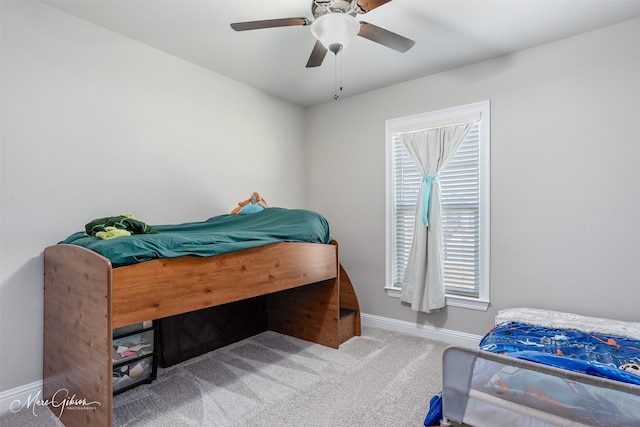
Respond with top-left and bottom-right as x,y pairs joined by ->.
384,101 -> 491,311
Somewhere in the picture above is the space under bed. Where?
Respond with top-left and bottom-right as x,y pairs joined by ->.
428,308 -> 640,427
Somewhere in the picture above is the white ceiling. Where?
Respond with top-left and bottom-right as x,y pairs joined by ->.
43,0 -> 640,107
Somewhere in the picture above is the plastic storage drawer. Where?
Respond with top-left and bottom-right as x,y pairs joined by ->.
112,355 -> 155,394
112,329 -> 155,364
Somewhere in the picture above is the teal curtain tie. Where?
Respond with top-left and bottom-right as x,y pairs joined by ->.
421,175 -> 439,226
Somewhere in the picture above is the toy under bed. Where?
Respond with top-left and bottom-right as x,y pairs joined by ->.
436,308 -> 640,426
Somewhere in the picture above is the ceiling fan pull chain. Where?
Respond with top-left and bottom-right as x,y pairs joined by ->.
334,52 -> 338,99
334,51 -> 343,100
339,51 -> 343,93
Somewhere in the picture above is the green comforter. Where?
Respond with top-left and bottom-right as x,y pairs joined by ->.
59,208 -> 331,267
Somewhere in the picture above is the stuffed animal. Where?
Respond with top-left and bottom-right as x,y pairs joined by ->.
231,192 -> 269,214
620,363 -> 640,376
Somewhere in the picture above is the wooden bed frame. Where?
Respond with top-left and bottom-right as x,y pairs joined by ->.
43,240 -> 360,427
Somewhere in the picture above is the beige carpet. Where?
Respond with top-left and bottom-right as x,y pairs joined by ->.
1,327 -> 446,427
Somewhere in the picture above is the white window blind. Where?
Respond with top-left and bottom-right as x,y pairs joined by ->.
440,124 -> 480,297
391,124 -> 481,298
391,135 -> 420,288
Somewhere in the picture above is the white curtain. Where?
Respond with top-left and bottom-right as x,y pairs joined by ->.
400,122 -> 474,312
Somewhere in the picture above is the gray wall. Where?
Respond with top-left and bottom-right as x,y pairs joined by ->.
306,18 -> 640,335
1,1 -> 306,393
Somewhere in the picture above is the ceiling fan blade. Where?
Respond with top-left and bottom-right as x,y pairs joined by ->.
357,22 -> 415,53
231,17 -> 309,31
355,0 -> 393,13
306,40 -> 328,68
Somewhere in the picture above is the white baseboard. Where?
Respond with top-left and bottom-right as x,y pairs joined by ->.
0,380 -> 42,414
361,312 -> 483,349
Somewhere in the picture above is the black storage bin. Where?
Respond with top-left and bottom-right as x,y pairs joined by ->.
158,296 -> 267,367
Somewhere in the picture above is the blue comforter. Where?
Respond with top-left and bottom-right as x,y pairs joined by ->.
480,322 -> 640,385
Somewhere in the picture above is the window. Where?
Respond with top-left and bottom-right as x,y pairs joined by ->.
385,101 -> 490,311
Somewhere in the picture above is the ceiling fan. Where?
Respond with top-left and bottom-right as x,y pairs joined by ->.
230,0 -> 415,68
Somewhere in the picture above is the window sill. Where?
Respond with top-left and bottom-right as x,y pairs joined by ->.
385,287 -> 402,298
385,287 -> 489,311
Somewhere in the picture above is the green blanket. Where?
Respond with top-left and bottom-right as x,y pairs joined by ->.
85,214 -> 158,237
60,208 -> 331,267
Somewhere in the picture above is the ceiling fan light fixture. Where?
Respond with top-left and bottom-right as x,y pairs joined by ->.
310,13 -> 360,54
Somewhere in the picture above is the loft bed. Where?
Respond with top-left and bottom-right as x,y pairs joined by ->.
43,208 -> 361,427
437,308 -> 640,427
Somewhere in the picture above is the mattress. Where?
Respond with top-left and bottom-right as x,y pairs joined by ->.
59,207 -> 331,267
